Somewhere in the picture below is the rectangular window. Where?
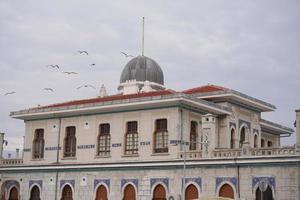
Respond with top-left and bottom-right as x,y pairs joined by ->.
154,119 -> 168,153
33,129 -> 45,159
190,121 -> 197,150
125,121 -> 138,155
64,126 -> 76,157
98,123 -> 111,156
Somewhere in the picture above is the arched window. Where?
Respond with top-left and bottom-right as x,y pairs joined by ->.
8,187 -> 18,200
190,121 -> 197,150
95,185 -> 108,200
64,127 -> 76,157
154,119 -> 168,153
123,184 -> 136,200
218,183 -> 234,199
255,185 -> 273,200
267,141 -> 273,147
97,124 -> 110,156
230,129 -> 235,149
30,185 -> 41,200
152,184 -> 166,200
61,185 -> 73,200
254,135 -> 258,148
185,184 -> 199,200
239,127 -> 246,148
32,129 -> 45,159
261,139 -> 265,147
125,121 -> 138,155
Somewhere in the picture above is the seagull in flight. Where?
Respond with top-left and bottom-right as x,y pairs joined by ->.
43,88 -> 54,92
47,65 -> 60,69
4,91 -> 16,96
77,84 -> 96,90
62,71 -> 78,75
3,140 -> 8,146
121,52 -> 134,58
78,50 -> 88,55
90,63 -> 96,67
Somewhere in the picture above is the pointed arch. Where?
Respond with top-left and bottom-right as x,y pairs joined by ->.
8,186 -> 19,200
218,183 -> 234,199
30,185 -> 41,200
122,183 -> 136,200
152,184 -> 166,200
185,183 -> 199,200
95,184 -> 108,200
230,128 -> 236,149
255,185 -> 274,200
254,134 -> 258,148
61,184 -> 73,200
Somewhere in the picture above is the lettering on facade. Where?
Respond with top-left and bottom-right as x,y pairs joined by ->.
45,147 -> 61,151
140,141 -> 150,146
112,143 -> 122,147
23,148 -> 31,152
77,144 -> 95,149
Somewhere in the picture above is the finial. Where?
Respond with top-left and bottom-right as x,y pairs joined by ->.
142,17 -> 145,56
99,84 -> 108,98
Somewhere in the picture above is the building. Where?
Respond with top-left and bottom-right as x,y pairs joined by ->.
0,55 -> 299,200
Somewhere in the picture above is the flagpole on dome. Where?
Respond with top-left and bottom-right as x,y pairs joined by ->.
142,17 -> 145,56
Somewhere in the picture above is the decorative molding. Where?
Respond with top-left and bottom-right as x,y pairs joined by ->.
182,177 -> 201,191
252,176 -> 275,189
253,129 -> 259,134
60,179 -> 75,190
121,178 -> 138,190
216,177 -> 237,191
239,119 -> 251,130
4,180 -> 19,190
29,180 -> 42,190
229,122 -> 236,129
94,179 -> 110,191
150,178 -> 169,191
77,144 -> 95,149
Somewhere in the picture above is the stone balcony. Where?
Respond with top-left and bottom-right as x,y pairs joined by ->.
178,146 -> 297,159
1,158 -> 23,165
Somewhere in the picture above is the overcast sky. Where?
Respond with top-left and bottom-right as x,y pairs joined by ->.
0,0 -> 299,155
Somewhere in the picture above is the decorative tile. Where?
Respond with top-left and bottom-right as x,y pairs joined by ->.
216,177 -> 237,191
77,144 -> 95,149
4,180 -> 19,190
121,179 -> 138,190
252,176 -> 275,189
229,122 -> 236,128
182,178 -> 202,191
253,129 -> 259,134
150,178 -> 169,191
29,180 -> 42,190
94,179 -> 110,191
60,179 -> 75,190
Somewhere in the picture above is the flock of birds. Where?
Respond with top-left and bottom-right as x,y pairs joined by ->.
3,51 -> 135,96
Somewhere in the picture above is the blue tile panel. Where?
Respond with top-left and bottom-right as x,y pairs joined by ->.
150,178 -> 169,191
60,179 -> 75,190
216,177 -> 237,191
239,119 -> 251,130
182,177 -> 202,191
94,179 -> 110,191
252,176 -> 275,189
29,180 -> 43,190
121,179 -> 139,190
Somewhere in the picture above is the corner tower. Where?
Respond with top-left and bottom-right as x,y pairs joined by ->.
118,55 -> 165,94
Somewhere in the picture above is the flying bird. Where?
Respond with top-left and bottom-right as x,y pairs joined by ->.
4,91 -> 16,96
62,71 -> 78,75
121,52 -> 134,58
47,65 -> 60,69
3,140 -> 8,146
77,84 -> 96,90
90,63 -> 96,67
78,50 -> 88,55
43,88 -> 54,92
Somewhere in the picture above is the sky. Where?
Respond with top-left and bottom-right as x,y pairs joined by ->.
0,0 -> 299,156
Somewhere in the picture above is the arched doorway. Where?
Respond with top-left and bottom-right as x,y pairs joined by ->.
239,127 -> 246,148
185,184 -> 199,200
95,185 -> 108,200
123,184 -> 136,200
30,185 -> 41,200
152,184 -> 166,200
219,184 -> 234,199
255,185 -> 274,200
254,134 -> 258,148
61,185 -> 73,200
8,187 -> 18,200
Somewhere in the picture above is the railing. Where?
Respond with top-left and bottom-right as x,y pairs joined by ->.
1,158 -> 23,165
179,146 -> 296,159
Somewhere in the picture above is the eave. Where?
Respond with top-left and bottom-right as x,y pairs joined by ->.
260,119 -> 294,136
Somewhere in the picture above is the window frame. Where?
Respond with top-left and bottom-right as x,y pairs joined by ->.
63,126 -> 77,158
124,121 -> 139,155
97,123 -> 111,156
154,118 -> 168,153
32,129 -> 45,159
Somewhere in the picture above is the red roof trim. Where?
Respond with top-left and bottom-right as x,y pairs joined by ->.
37,90 -> 176,109
182,84 -> 227,94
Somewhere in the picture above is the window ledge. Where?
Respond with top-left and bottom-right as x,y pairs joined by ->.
31,158 -> 45,161
61,157 -> 77,160
151,153 -> 170,156
122,154 -> 139,158
94,155 -> 111,159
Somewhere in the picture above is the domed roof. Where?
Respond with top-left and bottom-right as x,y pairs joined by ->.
120,55 -> 164,85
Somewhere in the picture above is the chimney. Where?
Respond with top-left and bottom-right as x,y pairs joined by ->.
16,148 -> 20,158
0,133 -> 4,159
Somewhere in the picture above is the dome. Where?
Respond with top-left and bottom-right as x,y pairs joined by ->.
120,55 -> 164,85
